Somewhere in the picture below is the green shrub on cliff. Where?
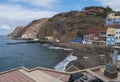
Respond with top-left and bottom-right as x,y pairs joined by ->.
83,6 -> 113,18
83,6 -> 104,10
103,6 -> 113,18
48,18 -> 54,22
96,6 -> 113,18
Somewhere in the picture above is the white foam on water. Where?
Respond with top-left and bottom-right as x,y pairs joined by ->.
54,52 -> 77,72
42,43 -> 50,47
48,46 -> 73,51
33,38 -> 39,41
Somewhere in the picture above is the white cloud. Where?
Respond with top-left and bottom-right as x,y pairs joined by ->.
0,24 -> 11,31
0,24 -> 12,35
0,3 -> 57,35
0,3 -> 57,21
95,0 -> 120,11
8,0 -> 58,8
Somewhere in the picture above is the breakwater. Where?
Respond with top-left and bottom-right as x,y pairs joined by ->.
6,40 -> 52,45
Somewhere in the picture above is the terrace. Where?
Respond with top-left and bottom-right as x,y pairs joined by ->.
0,65 -> 119,82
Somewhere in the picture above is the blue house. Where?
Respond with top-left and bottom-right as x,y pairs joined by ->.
106,12 -> 120,25
106,36 -> 115,45
106,18 -> 120,25
71,37 -> 83,43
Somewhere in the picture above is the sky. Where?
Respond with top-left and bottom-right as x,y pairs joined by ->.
0,0 -> 120,35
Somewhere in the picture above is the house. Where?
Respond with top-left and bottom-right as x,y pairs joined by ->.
106,28 -> 116,45
106,12 -> 120,25
106,36 -> 115,45
71,37 -> 83,43
83,35 -> 92,44
45,36 -> 54,42
83,28 -> 107,45
45,36 -> 60,42
115,29 -> 120,45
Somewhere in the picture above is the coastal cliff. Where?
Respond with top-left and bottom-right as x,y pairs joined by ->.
37,7 -> 106,42
9,6 -> 114,70
9,18 -> 48,39
21,18 -> 48,39
9,6 -> 112,42
9,26 -> 24,38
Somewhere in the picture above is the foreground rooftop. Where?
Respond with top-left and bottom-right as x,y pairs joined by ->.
0,65 -> 120,82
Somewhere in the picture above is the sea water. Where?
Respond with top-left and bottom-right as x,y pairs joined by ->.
0,36 -> 71,72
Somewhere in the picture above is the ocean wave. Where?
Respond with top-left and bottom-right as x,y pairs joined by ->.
48,46 -> 73,51
42,43 -> 50,47
54,52 -> 77,72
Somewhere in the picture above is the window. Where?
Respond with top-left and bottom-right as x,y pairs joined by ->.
116,37 -> 118,39
107,38 -> 110,40
101,33 -> 106,37
108,19 -> 112,22
112,38 -> 114,40
107,34 -> 114,36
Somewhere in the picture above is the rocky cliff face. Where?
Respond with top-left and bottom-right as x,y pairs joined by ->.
37,8 -> 105,42
9,26 -> 24,38
21,18 -> 48,39
9,18 -> 48,39
10,6 -> 112,41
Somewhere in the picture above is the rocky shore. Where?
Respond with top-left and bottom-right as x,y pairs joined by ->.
53,42 -> 113,70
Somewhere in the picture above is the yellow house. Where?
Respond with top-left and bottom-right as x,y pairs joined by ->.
106,28 -> 116,45
45,36 -> 54,41
107,13 -> 120,19
107,28 -> 116,35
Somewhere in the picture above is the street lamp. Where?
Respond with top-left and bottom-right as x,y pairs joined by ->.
104,46 -> 119,79
99,54 -> 105,64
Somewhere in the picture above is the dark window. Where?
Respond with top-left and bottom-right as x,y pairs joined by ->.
107,34 -> 114,36
108,19 -> 112,22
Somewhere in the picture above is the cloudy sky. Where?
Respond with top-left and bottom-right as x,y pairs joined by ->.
0,0 -> 119,35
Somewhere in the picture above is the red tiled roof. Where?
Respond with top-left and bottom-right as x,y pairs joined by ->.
87,28 -> 107,34
0,70 -> 35,82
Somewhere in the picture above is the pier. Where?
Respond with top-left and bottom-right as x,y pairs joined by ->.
6,40 -> 52,45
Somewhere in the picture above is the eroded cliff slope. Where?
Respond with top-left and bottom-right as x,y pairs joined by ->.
9,18 -> 48,39
10,6 -> 112,42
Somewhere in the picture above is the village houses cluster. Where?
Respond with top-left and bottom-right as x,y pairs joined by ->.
72,12 -> 120,46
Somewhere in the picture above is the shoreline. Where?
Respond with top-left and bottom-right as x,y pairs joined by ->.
54,52 -> 77,72
6,37 -> 113,71
53,42 -> 113,70
42,43 -> 76,71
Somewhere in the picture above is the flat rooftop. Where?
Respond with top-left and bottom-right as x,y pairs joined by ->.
0,66 -> 120,82
0,67 -> 71,82
91,67 -> 120,81
0,70 -> 35,82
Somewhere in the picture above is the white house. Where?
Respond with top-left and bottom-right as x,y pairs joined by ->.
115,29 -> 120,45
82,35 -> 93,44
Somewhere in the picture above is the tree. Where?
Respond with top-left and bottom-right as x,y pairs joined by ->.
103,6 -> 113,18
